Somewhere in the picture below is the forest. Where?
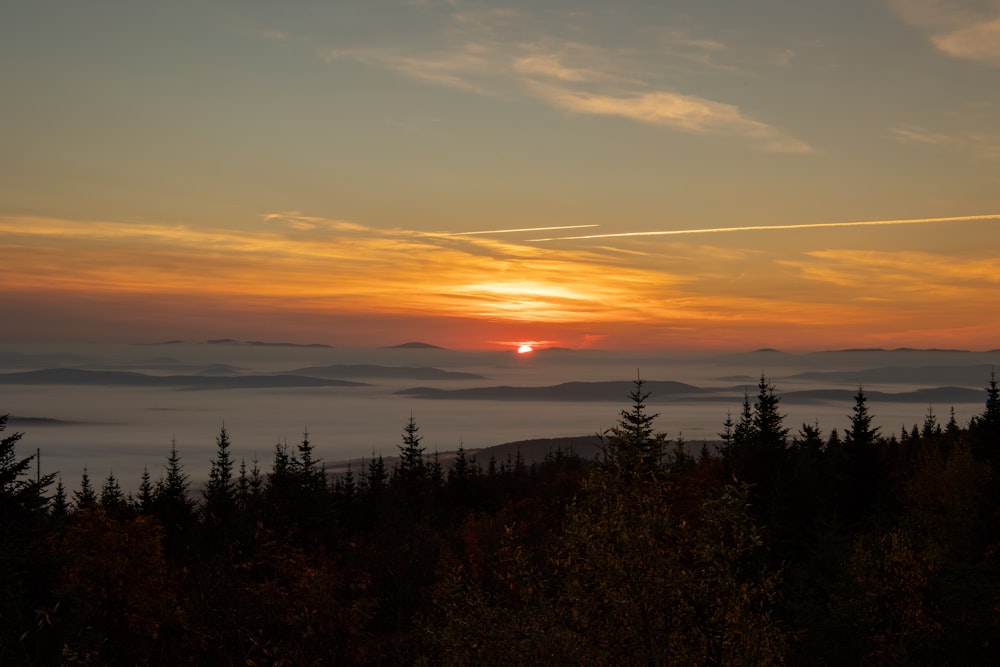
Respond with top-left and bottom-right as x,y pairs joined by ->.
2,373 -> 1000,666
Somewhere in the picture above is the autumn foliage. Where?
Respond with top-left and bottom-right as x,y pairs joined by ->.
2,373 -> 1000,665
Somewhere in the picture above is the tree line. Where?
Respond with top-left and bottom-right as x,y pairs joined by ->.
2,372 -> 1000,665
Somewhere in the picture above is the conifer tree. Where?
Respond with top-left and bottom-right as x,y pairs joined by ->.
396,414 -> 426,483
203,424 -> 236,521
366,453 -> 388,494
845,387 -> 880,450
1,414 -> 54,520
429,449 -> 444,488
51,477 -> 69,518
449,442 -> 472,485
100,471 -> 126,512
922,406 -> 940,439
295,429 -> 325,494
840,388 -> 883,522
74,467 -> 97,510
237,458 -> 251,512
340,462 -> 357,499
970,370 -> 1000,458
158,438 -> 192,513
753,374 -> 789,451
604,374 -> 666,475
137,466 -> 154,512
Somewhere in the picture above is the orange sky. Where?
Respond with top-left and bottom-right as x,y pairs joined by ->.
3,2 -> 1000,351
3,213 -> 999,350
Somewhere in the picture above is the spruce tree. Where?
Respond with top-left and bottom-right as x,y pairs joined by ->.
73,467 -> 97,510
970,370 -> 1000,459
845,387 -> 880,450
51,477 -> 69,518
159,438 -> 192,513
137,466 -> 154,512
396,414 -> 426,484
604,374 -> 666,475
1,414 -> 53,520
203,424 -> 236,521
100,471 -> 126,512
295,429 -> 325,494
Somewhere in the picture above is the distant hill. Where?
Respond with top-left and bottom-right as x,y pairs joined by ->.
397,380 -> 713,402
203,339 -> 334,348
0,368 -> 367,389
284,364 -> 483,380
384,342 -> 446,349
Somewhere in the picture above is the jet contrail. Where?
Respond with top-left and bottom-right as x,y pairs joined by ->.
446,224 -> 600,236
526,214 -> 1000,242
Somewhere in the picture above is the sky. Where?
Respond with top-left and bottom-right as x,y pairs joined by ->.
2,0 -> 999,351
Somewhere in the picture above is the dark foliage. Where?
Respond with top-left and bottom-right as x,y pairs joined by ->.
4,374 -> 1000,666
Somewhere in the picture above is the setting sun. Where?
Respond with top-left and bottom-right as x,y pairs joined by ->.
517,344 -> 534,354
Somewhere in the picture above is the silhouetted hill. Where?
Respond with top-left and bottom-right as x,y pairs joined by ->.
384,342 -> 446,349
785,364 -> 996,387
284,364 -> 483,380
0,368 -> 367,389
397,380 -> 712,401
204,339 -> 333,348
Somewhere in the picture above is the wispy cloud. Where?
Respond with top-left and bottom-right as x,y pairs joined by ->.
889,0 -> 1000,67
528,84 -> 813,153
315,7 -> 810,153
892,124 -> 1000,159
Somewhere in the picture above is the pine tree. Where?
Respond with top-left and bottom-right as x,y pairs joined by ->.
449,442 -> 472,485
1,414 -> 53,520
845,387 -> 880,450
51,477 -> 69,518
429,449 -> 444,488
74,467 -> 97,510
137,466 -> 154,513
922,406 -> 940,439
295,429 -> 325,494
396,414 -> 426,484
203,424 -> 236,521
839,388 -> 883,522
970,370 -> 1000,458
100,471 -> 126,512
366,454 -> 388,494
158,438 -> 193,516
237,458 -> 251,512
604,374 -> 666,475
753,374 -> 788,451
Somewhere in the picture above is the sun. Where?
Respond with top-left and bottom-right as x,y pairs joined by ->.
517,344 -> 534,354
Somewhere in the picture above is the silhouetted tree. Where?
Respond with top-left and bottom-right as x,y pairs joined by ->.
136,466 -> 154,513
100,471 -> 126,514
1,415 -> 53,521
203,424 -> 236,523
51,477 -> 69,519
295,429 -> 326,495
73,468 -> 97,510
603,374 -> 666,475
395,415 -> 426,484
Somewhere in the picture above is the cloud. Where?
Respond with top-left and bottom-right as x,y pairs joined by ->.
529,84 -> 813,153
889,0 -> 1000,66
892,124 -> 1000,159
932,18 -> 1000,65
316,8 -> 809,153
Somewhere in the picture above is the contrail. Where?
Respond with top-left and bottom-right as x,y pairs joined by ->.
445,224 -> 600,236
526,214 -> 1000,242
